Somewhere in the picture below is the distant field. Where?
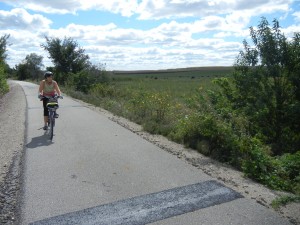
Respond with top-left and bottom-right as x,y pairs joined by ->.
105,66 -> 234,103
110,66 -> 234,80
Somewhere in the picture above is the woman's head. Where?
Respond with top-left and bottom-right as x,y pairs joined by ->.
44,71 -> 53,79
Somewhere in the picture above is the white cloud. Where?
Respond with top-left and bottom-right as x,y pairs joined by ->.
0,0 -> 81,14
87,1 -> 139,17
136,0 -> 292,20
293,11 -> 300,23
0,8 -> 52,30
0,0 -> 293,19
0,0 -> 139,16
282,24 -> 300,38
2,29 -> 47,66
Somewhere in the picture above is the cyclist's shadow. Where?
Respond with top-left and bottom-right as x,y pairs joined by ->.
26,129 -> 53,148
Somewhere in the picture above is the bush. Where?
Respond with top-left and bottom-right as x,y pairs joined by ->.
278,152 -> 300,194
125,90 -> 172,123
242,146 -> 300,193
89,83 -> 116,97
0,63 -> 9,96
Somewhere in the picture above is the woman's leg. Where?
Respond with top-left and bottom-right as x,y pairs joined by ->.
43,99 -> 49,127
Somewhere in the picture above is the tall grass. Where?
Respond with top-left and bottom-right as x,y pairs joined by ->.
64,69 -> 225,132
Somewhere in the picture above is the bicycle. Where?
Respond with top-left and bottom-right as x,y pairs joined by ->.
40,95 -> 63,140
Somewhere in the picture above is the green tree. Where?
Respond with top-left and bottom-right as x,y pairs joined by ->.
0,34 -> 10,63
67,63 -> 109,93
217,17 -> 300,155
25,53 -> 44,81
0,34 -> 10,95
15,53 -> 44,81
41,36 -> 90,84
15,63 -> 29,80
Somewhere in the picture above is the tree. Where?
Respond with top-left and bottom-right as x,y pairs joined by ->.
15,53 -> 44,81
15,63 -> 29,81
0,34 -> 10,64
41,36 -> 90,84
216,18 -> 300,155
67,63 -> 109,93
25,53 -> 44,81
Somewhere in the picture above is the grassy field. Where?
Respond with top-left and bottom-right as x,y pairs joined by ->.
109,66 -> 233,100
111,66 -> 233,79
66,66 -> 233,134
66,66 -> 233,124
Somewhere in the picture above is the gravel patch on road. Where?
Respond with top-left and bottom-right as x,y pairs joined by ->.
0,81 -> 26,224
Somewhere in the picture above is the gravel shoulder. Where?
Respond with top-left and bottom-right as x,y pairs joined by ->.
0,80 -> 26,224
0,81 -> 299,224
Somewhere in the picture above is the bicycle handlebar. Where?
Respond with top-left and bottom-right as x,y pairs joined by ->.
39,94 -> 63,100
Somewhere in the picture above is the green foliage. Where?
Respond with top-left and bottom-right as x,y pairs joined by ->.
66,64 -> 110,94
226,18 -> 300,155
15,63 -> 29,80
125,90 -> 172,124
242,145 -> 285,190
41,36 -> 90,84
0,34 -> 10,95
278,152 -> 300,193
0,34 -> 10,64
89,83 -> 116,97
15,53 -> 44,81
271,195 -> 300,210
0,63 -> 9,96
69,71 -> 91,94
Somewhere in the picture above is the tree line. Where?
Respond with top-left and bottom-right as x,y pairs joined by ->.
11,36 -> 109,93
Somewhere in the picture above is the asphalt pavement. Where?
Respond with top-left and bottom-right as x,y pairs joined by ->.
17,81 -> 292,225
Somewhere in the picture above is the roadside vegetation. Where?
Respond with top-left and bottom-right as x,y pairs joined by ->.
5,18 -> 300,198
0,34 -> 10,96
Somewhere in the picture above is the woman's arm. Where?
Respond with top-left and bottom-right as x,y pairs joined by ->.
38,80 -> 44,95
54,81 -> 61,96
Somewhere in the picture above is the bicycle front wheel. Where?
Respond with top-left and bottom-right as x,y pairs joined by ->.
49,114 -> 54,140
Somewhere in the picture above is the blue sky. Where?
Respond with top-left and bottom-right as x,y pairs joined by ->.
0,0 -> 299,71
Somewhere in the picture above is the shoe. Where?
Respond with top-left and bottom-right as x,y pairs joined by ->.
43,125 -> 48,130
54,113 -> 59,118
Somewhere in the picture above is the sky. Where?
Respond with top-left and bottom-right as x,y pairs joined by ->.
0,0 -> 299,71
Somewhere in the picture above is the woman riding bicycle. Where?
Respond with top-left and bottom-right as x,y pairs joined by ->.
38,71 -> 61,130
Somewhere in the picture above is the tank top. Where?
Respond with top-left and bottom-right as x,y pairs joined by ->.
43,81 -> 55,96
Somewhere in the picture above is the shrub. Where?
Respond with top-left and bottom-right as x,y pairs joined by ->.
89,83 -> 116,97
278,152 -> 300,194
242,145 -> 300,193
125,90 -> 172,123
0,63 -> 9,96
